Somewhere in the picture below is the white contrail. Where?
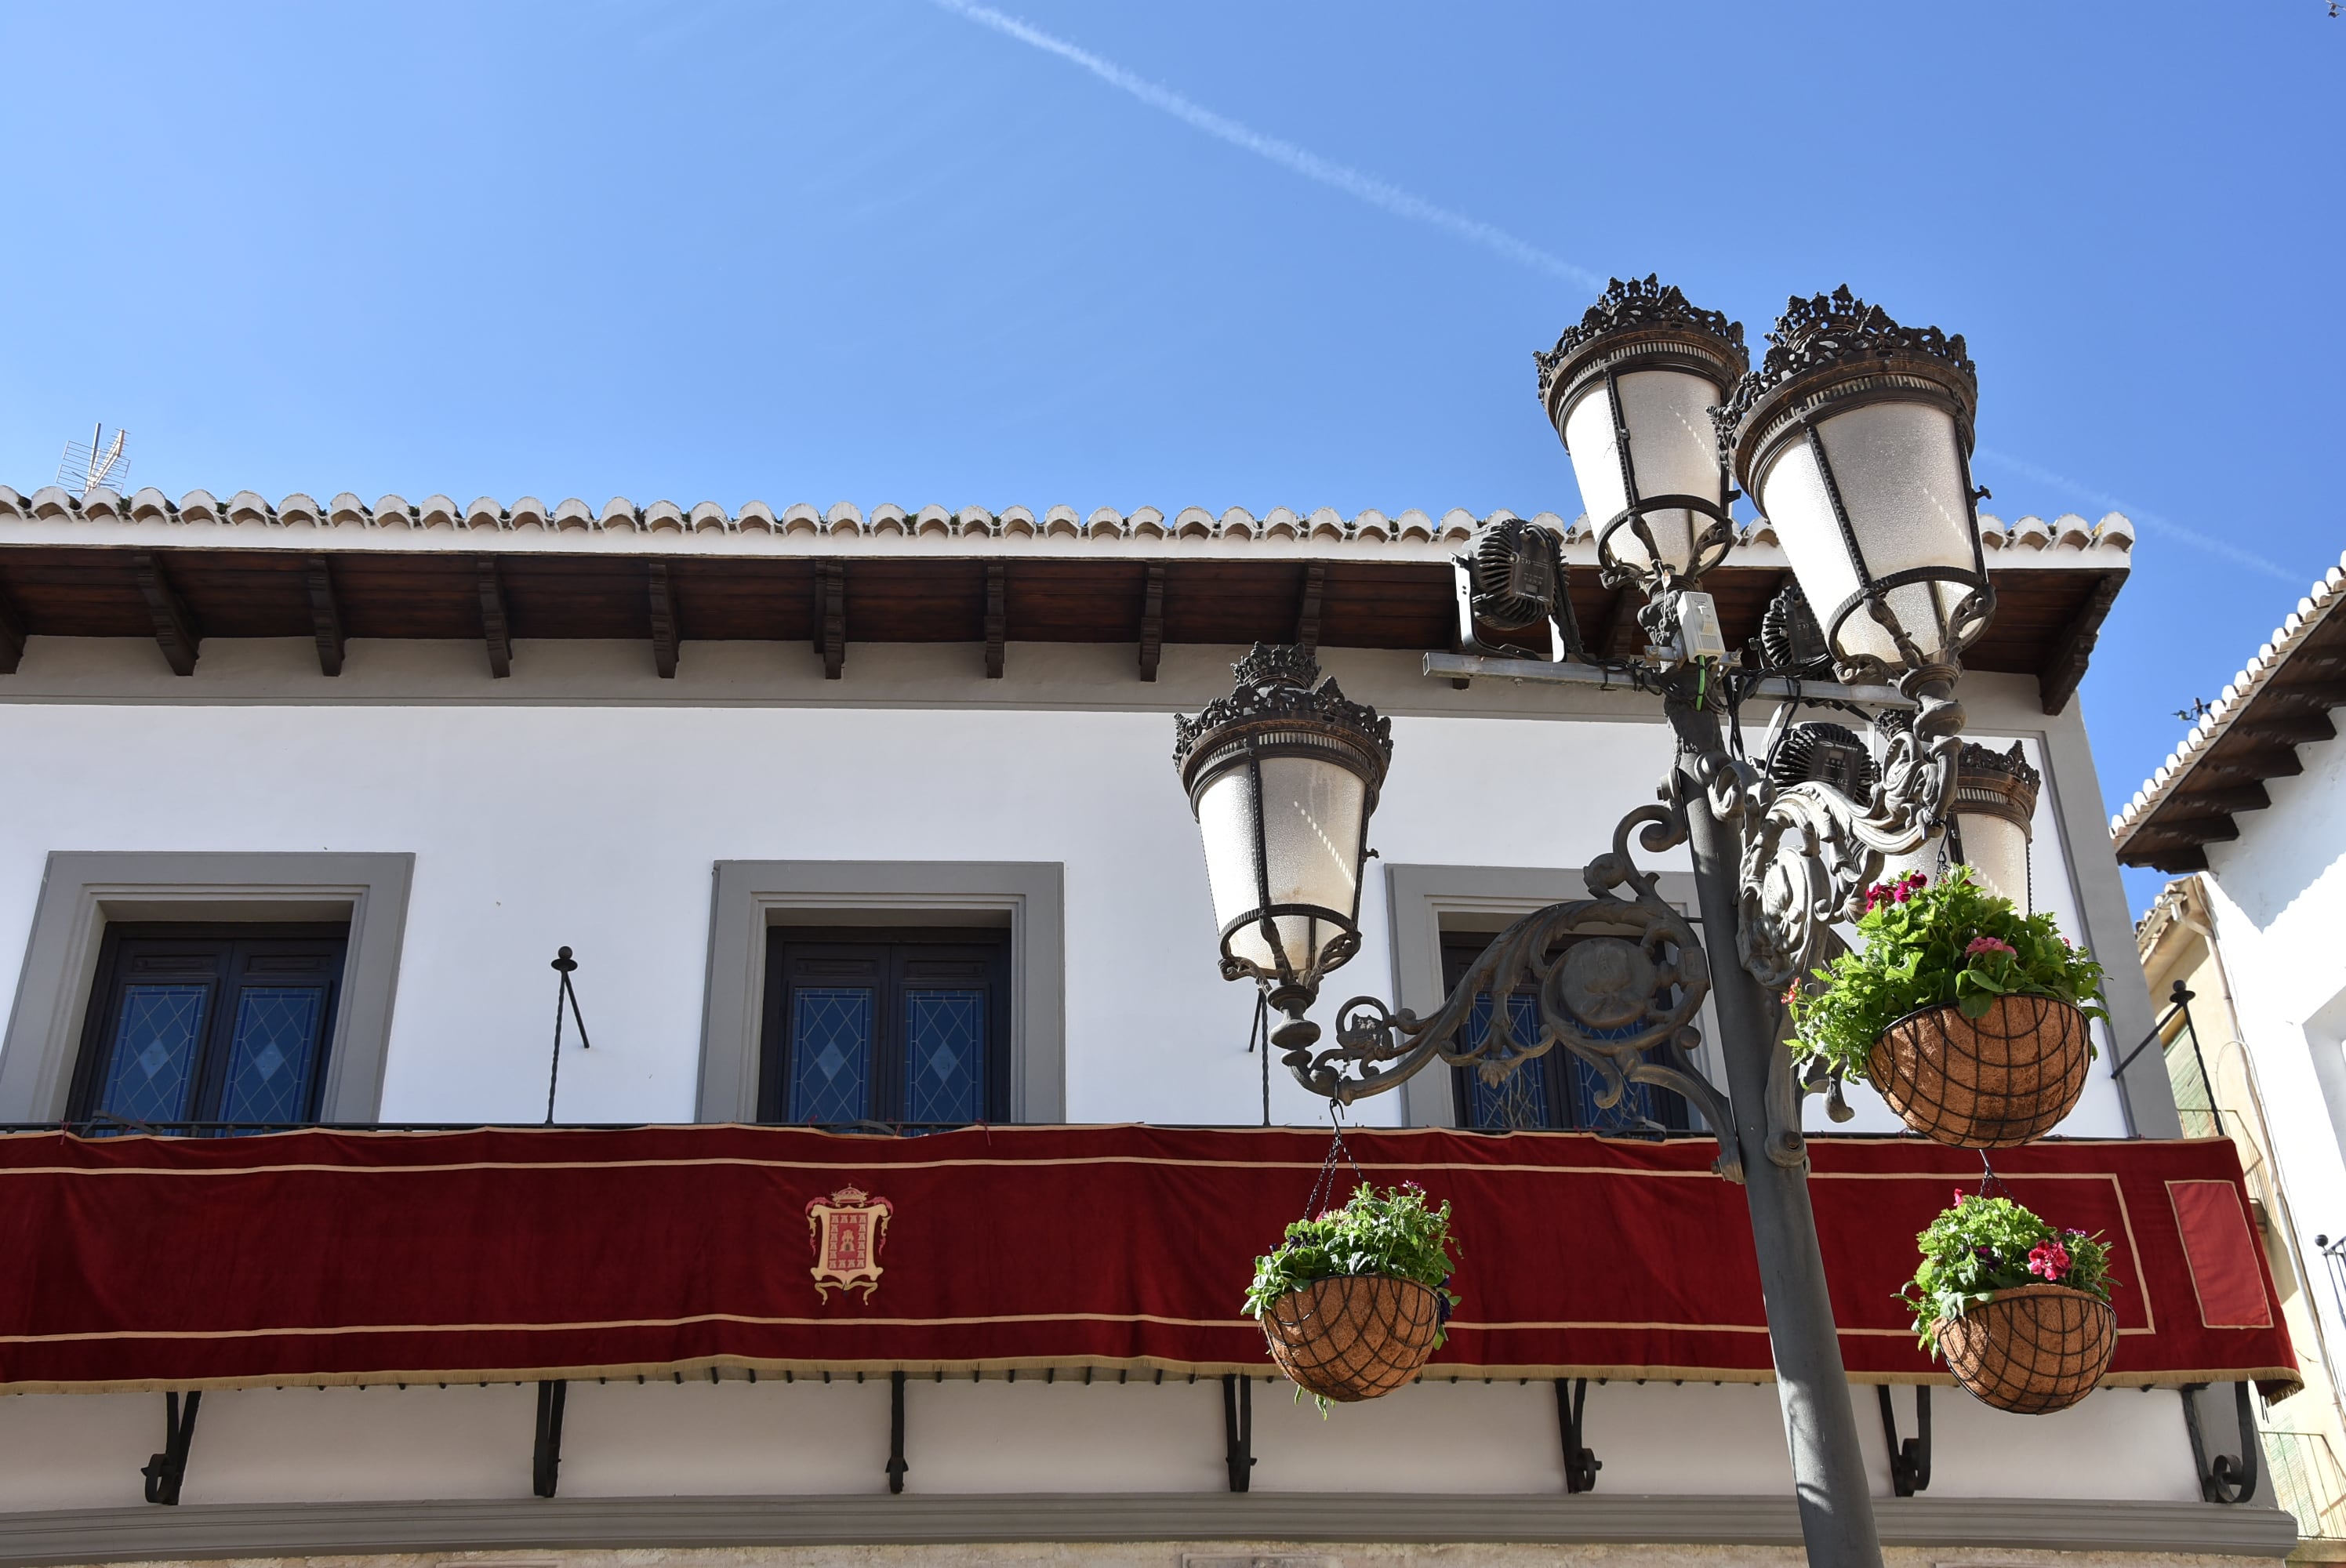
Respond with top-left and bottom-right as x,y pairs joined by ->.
1973,445 -> 2296,583
930,0 -> 1602,290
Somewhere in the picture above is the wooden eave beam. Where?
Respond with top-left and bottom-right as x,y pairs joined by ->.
648,563 -> 679,679
130,553 -> 199,677
2146,845 -> 2211,873
2174,783 -> 2272,816
0,575 -> 24,673
305,555 -> 345,677
1138,565 -> 1164,683
984,563 -> 1005,680
2201,748 -> 2306,782
477,557 -> 511,679
1597,586 -> 1646,662
2241,712 -> 2337,747
813,562 -> 844,680
1294,564 -> 1325,655
2144,814 -> 2240,846
2035,568 -> 2126,717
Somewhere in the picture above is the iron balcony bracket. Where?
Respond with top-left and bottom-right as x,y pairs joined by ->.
532,1380 -> 567,1498
888,1371 -> 910,1494
1876,1385 -> 1931,1496
1556,1378 -> 1600,1494
2181,1381 -> 2261,1505
1222,1373 -> 1256,1493
140,1391 -> 201,1506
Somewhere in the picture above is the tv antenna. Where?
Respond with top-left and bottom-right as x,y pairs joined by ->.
56,423 -> 130,497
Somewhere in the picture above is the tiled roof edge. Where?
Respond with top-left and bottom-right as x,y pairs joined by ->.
0,487 -> 2135,563
2112,549 -> 2346,840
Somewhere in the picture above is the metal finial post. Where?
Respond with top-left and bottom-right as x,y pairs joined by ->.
545,947 -> 591,1125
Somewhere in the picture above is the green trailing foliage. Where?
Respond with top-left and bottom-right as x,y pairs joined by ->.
1244,1181 -> 1462,1341
1902,1191 -> 2114,1353
1785,867 -> 2109,1079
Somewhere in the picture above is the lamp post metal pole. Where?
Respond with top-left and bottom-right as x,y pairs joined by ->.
1669,693 -> 1885,1568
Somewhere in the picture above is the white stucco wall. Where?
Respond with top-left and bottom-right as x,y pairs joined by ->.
0,1377 -> 2208,1510
0,641 -> 2132,1134
2195,725 -> 2346,1364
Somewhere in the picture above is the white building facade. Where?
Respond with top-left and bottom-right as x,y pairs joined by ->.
0,485 -> 2294,1566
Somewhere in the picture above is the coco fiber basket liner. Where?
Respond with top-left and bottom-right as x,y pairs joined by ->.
1937,1283 -> 2118,1414
1260,1274 -> 1443,1403
1867,993 -> 2092,1149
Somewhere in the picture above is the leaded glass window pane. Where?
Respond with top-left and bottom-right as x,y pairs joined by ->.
1462,993 -> 1553,1131
219,987 -> 327,1126
1571,1019 -> 1658,1134
903,989 -> 986,1126
97,984 -> 209,1126
790,987 -> 873,1124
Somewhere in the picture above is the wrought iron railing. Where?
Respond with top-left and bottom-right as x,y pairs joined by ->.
2264,1426 -> 2346,1540
2115,979 -> 2224,1139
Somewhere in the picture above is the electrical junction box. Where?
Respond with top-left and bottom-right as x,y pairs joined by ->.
1677,590 -> 1727,662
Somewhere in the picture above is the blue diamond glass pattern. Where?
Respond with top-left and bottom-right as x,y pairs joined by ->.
789,988 -> 873,1125
1460,993 -> 1659,1132
902,989 -> 985,1126
1570,1018 -> 1656,1134
97,984 -> 209,1126
1462,992 -> 1553,1131
220,987 -> 326,1126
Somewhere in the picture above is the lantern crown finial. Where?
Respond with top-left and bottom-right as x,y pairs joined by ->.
1232,641 -> 1321,692
1172,644 -> 1392,789
1715,286 -> 1977,472
1534,274 -> 1745,405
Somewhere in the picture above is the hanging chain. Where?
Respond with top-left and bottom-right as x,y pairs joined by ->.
1974,1149 -> 2014,1203
1301,1102 -> 1371,1224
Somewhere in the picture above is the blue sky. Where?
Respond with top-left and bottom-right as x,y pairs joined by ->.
2,2 -> 2338,911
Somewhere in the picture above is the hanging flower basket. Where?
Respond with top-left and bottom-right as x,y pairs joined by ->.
1787,869 -> 2108,1149
1260,1274 -> 1444,1403
1936,1284 -> 2119,1415
1868,993 -> 2093,1148
1907,1191 -> 2118,1415
1245,1181 -> 1460,1407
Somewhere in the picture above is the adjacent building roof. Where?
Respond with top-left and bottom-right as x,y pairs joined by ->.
0,483 -> 2133,707
2113,549 -> 2346,873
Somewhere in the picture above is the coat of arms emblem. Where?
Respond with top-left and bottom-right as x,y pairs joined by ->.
806,1185 -> 893,1301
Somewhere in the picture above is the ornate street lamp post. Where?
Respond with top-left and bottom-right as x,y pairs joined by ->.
1177,279 -> 2003,1568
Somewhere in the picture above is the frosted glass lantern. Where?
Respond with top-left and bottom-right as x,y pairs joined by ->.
1952,741 -> 2041,913
1537,276 -> 1746,585
1175,644 -> 1393,1046
1722,289 -> 1994,682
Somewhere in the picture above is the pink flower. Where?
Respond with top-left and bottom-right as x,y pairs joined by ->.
1782,983 -> 1801,1006
2028,1240 -> 2071,1281
1966,935 -> 2016,959
1953,1188 -> 1970,1208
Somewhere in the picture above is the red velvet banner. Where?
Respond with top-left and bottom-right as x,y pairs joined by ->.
0,1123 -> 2299,1395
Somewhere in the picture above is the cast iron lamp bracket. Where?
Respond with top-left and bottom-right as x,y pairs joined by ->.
1309,798 -> 1746,1182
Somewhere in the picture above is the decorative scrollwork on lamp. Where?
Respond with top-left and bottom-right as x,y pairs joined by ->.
1305,804 -> 1743,1180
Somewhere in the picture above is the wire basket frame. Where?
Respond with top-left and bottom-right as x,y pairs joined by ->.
1937,1284 -> 2117,1414
1260,1275 -> 1442,1403
1867,993 -> 2092,1149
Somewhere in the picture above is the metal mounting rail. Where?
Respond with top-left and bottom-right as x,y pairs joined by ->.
1423,652 -> 1918,710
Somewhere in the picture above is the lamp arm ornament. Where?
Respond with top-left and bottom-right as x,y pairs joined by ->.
1296,802 -> 1746,1182
1727,662 -> 1966,995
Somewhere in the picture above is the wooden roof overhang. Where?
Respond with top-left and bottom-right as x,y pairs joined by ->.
0,538 -> 2126,714
2115,589 -> 2346,873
